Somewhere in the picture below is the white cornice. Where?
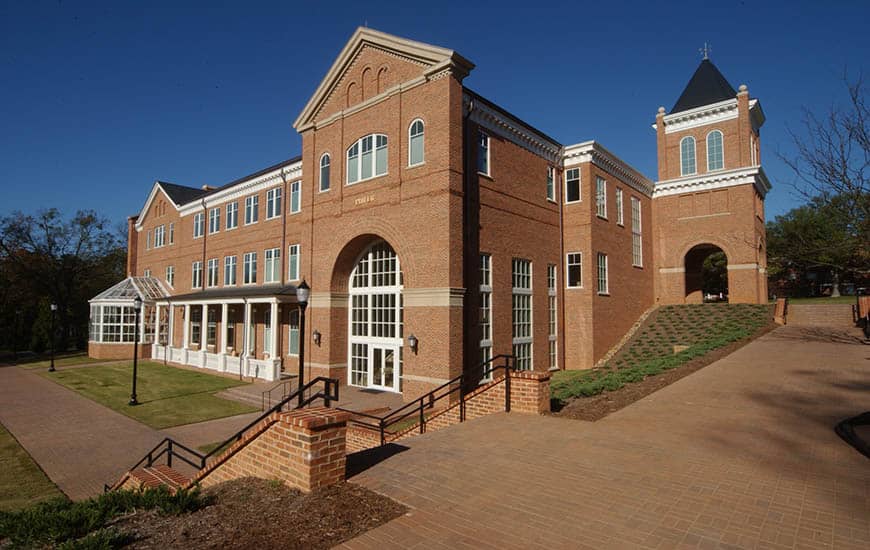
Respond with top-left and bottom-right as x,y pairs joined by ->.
134,183 -> 177,231
465,94 -> 562,163
177,160 -> 302,216
652,98 -> 739,134
654,165 -> 771,198
563,141 -> 654,197
294,27 -> 475,131
749,99 -> 766,131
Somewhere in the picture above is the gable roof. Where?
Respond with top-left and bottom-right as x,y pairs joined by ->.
158,181 -> 209,206
293,27 -> 474,130
671,59 -> 737,114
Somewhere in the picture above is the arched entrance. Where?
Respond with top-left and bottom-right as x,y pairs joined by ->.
684,244 -> 728,303
347,240 -> 404,392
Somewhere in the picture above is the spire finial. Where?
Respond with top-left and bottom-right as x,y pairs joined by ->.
699,42 -> 711,60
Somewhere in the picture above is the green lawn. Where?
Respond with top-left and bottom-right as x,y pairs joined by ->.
782,296 -> 857,304
17,352 -> 106,370
40,361 -> 257,429
0,424 -> 65,512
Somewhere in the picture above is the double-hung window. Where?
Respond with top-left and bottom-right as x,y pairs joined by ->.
193,212 -> 204,238
566,252 -> 582,288
288,309 -> 300,356
169,222 -> 174,244
546,167 -> 555,202
192,261 -> 203,289
320,154 -> 330,191
597,253 -> 609,295
224,256 -> 237,286
680,136 -> 696,175
154,225 -> 165,247
226,202 -> 238,229
409,119 -> 424,166
146,230 -> 151,250
548,264 -> 557,370
631,197 -> 643,267
707,130 -> 724,171
207,258 -> 219,287
208,207 -> 220,234
243,252 -> 257,285
615,188 -> 624,226
479,253 -> 493,381
477,131 -> 490,175
287,244 -> 300,281
512,258 -> 532,371
165,265 -> 175,287
565,168 -> 580,203
595,177 -> 607,218
245,195 -> 259,225
347,134 -> 388,184
264,248 -> 280,283
266,188 -> 282,219
289,181 -> 301,214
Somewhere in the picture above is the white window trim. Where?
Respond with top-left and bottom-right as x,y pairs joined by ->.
511,258 -> 533,370
192,261 -> 203,289
565,168 -> 581,204
207,258 -> 219,288
631,197 -> 644,268
319,153 -> 331,192
346,134 -> 388,185
266,187 -> 282,220
208,207 -> 220,234
289,181 -> 301,214
287,243 -> 301,282
566,252 -> 583,289
408,118 -> 425,167
479,253 -> 493,381
706,129 -> 725,172
546,167 -> 556,203
680,136 -> 697,176
597,253 -> 609,296
596,176 -> 607,219
243,252 -> 257,285
615,188 -> 624,226
224,256 -> 237,287
244,196 -> 259,226
477,131 -> 490,177
165,265 -> 175,288
264,248 -> 280,283
287,309 -> 300,357
547,264 -> 557,370
226,202 -> 239,231
193,212 -> 204,239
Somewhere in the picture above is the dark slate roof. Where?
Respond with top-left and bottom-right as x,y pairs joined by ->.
158,181 -> 210,206
463,88 -> 562,147
671,59 -> 737,114
165,284 -> 300,302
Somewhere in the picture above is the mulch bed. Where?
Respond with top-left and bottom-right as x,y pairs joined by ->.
551,323 -> 777,422
112,478 -> 407,550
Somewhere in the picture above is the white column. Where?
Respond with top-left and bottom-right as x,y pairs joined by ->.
269,301 -> 279,358
182,304 -> 190,348
168,305 -> 175,348
243,301 -> 252,377
201,304 -> 208,367
154,304 -> 161,344
220,303 -> 229,353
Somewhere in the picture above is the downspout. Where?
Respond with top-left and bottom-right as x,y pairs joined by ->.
558,148 -> 567,372
241,297 -> 248,381
461,96 -> 480,389
200,198 -> 207,293
278,168 -> 289,375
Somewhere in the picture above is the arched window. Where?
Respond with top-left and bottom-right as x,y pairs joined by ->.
319,154 -> 331,192
707,130 -> 724,171
408,119 -> 424,166
347,134 -> 388,185
680,136 -> 696,176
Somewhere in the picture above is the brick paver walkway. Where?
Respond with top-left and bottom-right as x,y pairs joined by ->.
0,365 -> 165,500
342,326 -> 870,549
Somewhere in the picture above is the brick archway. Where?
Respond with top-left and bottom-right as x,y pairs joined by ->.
684,243 -> 729,303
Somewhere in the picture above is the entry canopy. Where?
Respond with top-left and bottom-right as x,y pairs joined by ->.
90,277 -> 168,304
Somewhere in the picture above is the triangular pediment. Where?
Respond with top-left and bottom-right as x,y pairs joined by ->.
293,28 -> 474,131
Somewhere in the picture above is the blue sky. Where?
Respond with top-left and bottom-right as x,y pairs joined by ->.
2,0 -> 868,228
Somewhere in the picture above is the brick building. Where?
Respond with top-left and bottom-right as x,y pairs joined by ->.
88,29 -> 770,400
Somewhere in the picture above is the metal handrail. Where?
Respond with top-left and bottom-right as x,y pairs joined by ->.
337,354 -> 515,446
261,379 -> 293,411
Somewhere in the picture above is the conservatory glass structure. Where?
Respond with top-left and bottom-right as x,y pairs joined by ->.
88,277 -> 167,344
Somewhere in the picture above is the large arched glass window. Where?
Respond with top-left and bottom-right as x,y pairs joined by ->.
707,130 -> 724,171
348,241 -> 403,392
408,119 -> 424,166
347,134 -> 388,185
319,153 -> 330,192
680,136 -> 696,176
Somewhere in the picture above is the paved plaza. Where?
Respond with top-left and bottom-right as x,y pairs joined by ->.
343,326 -> 870,549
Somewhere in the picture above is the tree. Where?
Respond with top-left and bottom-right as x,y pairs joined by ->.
779,75 -> 869,248
0,209 -> 126,351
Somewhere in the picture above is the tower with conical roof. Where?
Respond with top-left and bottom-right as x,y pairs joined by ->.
652,56 -> 770,304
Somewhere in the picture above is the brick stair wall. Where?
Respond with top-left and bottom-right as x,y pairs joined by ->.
786,304 -> 855,328
116,464 -> 191,492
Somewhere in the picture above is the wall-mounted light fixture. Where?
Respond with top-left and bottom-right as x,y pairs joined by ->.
408,333 -> 418,354
312,329 -> 321,346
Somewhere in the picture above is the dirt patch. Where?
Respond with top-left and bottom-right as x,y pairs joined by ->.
552,323 -> 777,422
112,478 -> 406,549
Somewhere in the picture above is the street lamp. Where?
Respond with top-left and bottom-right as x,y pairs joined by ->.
296,280 -> 310,407
129,296 -> 143,406
48,304 -> 58,372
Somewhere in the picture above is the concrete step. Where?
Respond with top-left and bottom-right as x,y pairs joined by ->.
788,304 -> 855,328
218,386 -> 267,410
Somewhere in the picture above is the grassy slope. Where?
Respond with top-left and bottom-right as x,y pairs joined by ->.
0,424 -> 65,512
41,361 -> 256,429
551,304 -> 771,403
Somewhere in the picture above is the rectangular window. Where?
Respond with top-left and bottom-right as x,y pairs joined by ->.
208,207 -> 220,234
146,230 -> 151,250
546,167 -> 555,202
289,181 -> 301,214
169,222 -> 174,244
347,142 -> 359,184
245,195 -> 259,225
548,264 -> 557,370
192,261 -> 202,289
207,258 -> 219,287
165,265 -> 174,287
595,177 -> 607,218
264,248 -> 280,283
479,253 -> 492,381
266,188 -> 282,219
361,136 -> 373,180
565,168 -> 580,203
631,197 -> 643,267
154,225 -> 165,248
478,131 -> 490,175
287,244 -> 300,281
566,252 -> 582,288
597,253 -> 609,295
224,256 -> 237,286
375,135 -> 387,176
226,202 -> 238,229
512,258 -> 532,371
615,188 -> 624,226
207,308 -> 217,347
243,252 -> 257,284
288,309 -> 300,356
193,212 -> 204,238
190,308 -> 201,346
143,268 -> 151,277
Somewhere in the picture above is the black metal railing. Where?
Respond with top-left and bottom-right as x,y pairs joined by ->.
261,379 -> 294,411
107,376 -> 339,491
337,354 -> 514,447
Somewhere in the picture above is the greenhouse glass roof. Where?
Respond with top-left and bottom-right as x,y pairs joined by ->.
90,277 -> 168,303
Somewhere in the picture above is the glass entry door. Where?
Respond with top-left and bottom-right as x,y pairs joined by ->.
371,345 -> 397,391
